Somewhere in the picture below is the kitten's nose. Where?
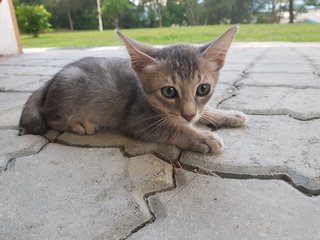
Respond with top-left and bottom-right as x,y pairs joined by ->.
182,113 -> 196,122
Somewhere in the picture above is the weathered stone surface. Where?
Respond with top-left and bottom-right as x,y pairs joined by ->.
219,71 -> 244,84
236,72 -> 320,89
0,66 -> 60,76
0,74 -> 48,92
220,86 -> 320,120
247,62 -> 313,74
208,83 -> 236,108
0,92 -> 30,127
45,130 -> 61,142
1,44 -> 320,240
181,115 -> 320,192
0,130 -> 48,171
222,62 -> 249,72
0,144 -> 173,240
131,170 -> 320,240
57,131 -> 181,162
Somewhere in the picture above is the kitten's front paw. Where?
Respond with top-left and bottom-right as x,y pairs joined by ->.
189,131 -> 224,154
224,110 -> 247,128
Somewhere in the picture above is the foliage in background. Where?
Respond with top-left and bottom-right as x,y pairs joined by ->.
13,0 -> 320,32
15,4 -> 51,37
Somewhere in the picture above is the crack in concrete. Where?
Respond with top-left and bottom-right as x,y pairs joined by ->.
217,49 -> 268,108
292,47 -> 320,73
240,112 -> 320,122
244,71 -> 313,75
178,160 -> 320,197
0,126 -> 20,130
234,83 -> 320,90
2,141 -> 49,173
0,89 -> 34,93
120,165 -> 177,240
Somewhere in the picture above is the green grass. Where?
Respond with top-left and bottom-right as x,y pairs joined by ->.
21,24 -> 320,48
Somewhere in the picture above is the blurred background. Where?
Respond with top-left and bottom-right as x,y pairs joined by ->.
9,0 -> 320,47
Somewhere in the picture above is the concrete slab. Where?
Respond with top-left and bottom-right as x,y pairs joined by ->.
0,66 -> 60,76
222,62 -> 249,72
1,44 -> 320,240
246,63 -> 313,74
181,115 -> 320,193
0,74 -> 49,92
0,144 -> 173,240
0,130 -> 48,171
0,92 -> 30,127
236,72 -> 320,89
219,71 -> 244,85
130,170 -> 320,240
220,86 -> 320,120
57,131 -> 181,162
209,83 -> 236,108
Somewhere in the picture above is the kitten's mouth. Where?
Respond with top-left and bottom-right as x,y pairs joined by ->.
179,114 -> 200,125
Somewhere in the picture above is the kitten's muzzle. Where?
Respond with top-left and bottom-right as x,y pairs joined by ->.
182,113 -> 196,122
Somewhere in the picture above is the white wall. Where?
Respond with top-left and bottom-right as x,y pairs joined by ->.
0,0 -> 22,55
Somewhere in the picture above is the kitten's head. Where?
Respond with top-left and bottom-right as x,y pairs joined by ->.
117,26 -> 238,124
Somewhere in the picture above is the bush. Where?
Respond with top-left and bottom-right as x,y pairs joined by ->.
16,4 -> 52,37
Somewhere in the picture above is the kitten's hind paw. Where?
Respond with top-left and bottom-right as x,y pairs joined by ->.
70,121 -> 96,135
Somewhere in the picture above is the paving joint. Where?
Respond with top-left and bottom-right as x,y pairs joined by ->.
1,141 -> 49,173
121,165 -> 178,240
235,83 -> 320,90
218,50 -> 267,108
178,160 -> 320,197
0,89 -> 34,93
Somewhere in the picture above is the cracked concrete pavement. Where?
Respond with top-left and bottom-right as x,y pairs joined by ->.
0,43 -> 320,239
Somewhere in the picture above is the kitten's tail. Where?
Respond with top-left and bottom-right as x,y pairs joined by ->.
19,82 -> 50,135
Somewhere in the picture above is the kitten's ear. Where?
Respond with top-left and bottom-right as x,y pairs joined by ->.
200,26 -> 238,70
116,30 -> 158,72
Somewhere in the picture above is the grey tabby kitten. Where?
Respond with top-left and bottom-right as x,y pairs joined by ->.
20,26 -> 246,154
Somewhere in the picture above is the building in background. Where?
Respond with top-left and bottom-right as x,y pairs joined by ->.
0,0 -> 22,55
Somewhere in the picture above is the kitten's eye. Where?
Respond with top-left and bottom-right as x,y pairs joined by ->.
196,84 -> 211,96
161,86 -> 178,99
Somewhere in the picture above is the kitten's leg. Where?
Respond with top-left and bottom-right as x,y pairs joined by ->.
199,109 -> 247,129
130,122 -> 223,154
49,119 -> 96,135
169,126 -> 224,153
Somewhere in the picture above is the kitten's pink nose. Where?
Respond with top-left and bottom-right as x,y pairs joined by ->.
182,113 -> 196,122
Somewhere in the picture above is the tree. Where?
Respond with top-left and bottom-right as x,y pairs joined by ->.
96,0 -> 103,31
16,4 -> 51,37
230,0 -> 255,23
289,0 -> 294,23
102,0 -> 134,29
183,0 -> 199,25
162,0 -> 186,26
200,0 -> 235,24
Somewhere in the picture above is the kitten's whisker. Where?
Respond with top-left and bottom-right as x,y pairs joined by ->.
135,115 -> 169,135
137,114 -> 173,138
199,114 -> 219,129
132,113 -> 168,127
149,116 -> 170,134
150,116 -> 172,138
